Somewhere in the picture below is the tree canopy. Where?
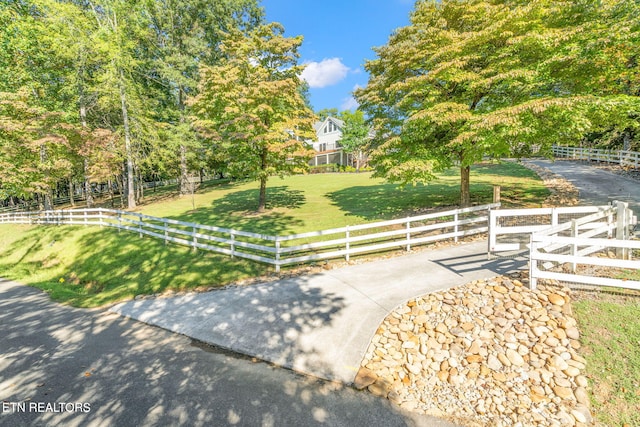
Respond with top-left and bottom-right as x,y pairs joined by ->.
0,0 -> 263,208
356,0 -> 640,206
189,23 -> 316,212
338,110 -> 370,172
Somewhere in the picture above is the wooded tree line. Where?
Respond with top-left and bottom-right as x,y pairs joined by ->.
357,0 -> 640,206
0,0 -> 311,210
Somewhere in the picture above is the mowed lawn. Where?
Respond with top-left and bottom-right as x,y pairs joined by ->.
0,162 -> 548,307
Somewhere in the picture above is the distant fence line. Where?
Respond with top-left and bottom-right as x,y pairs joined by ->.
553,145 -> 640,168
0,176 -> 210,214
0,203 -> 499,273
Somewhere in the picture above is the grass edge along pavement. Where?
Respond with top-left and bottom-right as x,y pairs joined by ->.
0,162 -> 549,308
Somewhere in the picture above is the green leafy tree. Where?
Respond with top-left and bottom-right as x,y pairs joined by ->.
0,90 -> 75,209
147,0 -> 263,196
356,0 -> 640,206
316,108 -> 339,121
338,110 -> 369,172
189,23 -> 316,212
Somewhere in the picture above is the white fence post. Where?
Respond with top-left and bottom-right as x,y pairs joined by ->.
138,213 -> 143,238
192,226 -> 197,250
345,226 -> 350,261
406,219 -> 411,251
164,218 -> 169,244
571,219 -> 578,273
454,212 -> 459,243
529,235 -> 537,290
230,231 -> 235,258
616,201 -> 625,259
117,212 -> 122,232
275,237 -> 281,273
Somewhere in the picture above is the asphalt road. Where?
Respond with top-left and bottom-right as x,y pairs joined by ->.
0,279 -> 444,427
528,159 -> 640,217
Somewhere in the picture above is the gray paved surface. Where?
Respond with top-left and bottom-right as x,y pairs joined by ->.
528,159 -> 640,217
0,278 -> 456,427
111,241 -> 525,385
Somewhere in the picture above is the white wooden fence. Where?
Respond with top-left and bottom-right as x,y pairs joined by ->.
553,145 -> 640,168
529,202 -> 640,290
488,205 -> 616,255
0,203 -> 499,273
488,201 -> 639,290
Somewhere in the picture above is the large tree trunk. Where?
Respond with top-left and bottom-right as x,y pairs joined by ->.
178,87 -> 190,196
79,101 -> 94,208
69,180 -> 75,207
460,165 -> 471,207
83,158 -> 94,207
119,68 -> 136,209
258,148 -> 268,213
180,144 -> 189,195
258,176 -> 267,213
623,130 -> 632,151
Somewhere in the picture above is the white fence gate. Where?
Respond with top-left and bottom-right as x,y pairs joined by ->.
529,203 -> 640,289
488,205 -> 618,256
488,200 -> 639,290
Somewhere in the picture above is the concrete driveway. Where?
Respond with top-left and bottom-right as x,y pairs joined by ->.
528,159 -> 640,216
111,241 -> 525,386
1,278 -> 443,427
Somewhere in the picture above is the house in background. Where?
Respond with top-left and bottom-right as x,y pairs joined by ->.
308,116 -> 352,167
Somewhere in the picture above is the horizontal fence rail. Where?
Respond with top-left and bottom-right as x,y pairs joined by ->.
0,203 -> 500,272
530,237 -> 640,291
553,145 -> 640,169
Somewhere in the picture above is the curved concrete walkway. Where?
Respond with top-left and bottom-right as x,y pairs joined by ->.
111,241 -> 525,385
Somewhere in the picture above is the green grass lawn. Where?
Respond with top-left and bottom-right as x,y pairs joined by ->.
0,162 -> 549,307
573,295 -> 640,427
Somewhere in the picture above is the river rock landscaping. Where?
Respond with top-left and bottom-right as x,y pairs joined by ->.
356,275 -> 593,427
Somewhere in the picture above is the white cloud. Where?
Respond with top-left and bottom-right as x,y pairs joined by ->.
340,96 -> 359,111
340,84 -> 363,110
301,58 -> 350,88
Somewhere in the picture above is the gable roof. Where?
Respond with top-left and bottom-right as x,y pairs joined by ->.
313,116 -> 344,135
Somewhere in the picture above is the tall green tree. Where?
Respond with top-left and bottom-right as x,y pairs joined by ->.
147,0 -> 262,195
338,110 -> 369,172
357,0 -> 640,206
189,23 -> 316,212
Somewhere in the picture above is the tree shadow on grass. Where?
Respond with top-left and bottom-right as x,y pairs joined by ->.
167,186 -> 306,235
325,183 -> 491,221
64,228 -> 270,307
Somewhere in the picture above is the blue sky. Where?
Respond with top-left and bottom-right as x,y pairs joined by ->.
261,0 -> 415,113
